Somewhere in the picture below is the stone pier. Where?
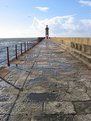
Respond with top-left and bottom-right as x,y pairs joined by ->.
0,39 -> 91,121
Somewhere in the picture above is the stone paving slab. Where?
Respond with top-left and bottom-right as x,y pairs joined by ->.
0,102 -> 13,114
74,114 -> 91,121
0,114 -> 8,121
11,101 -> 42,115
0,67 -> 11,78
45,101 -> 76,114
0,39 -> 91,121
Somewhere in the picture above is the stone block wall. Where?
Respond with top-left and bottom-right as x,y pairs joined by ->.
52,37 -> 91,68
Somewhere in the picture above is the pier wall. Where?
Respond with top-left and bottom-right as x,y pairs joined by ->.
52,37 -> 91,68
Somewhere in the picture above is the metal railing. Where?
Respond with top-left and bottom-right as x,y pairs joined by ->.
0,37 -> 44,67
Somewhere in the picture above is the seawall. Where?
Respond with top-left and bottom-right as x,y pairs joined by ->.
52,37 -> 91,68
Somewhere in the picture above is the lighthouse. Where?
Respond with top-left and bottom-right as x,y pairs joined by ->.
45,25 -> 49,39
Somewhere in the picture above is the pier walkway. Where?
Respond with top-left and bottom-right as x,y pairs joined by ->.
0,39 -> 91,121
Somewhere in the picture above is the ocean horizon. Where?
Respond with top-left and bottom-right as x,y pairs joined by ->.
0,38 -> 37,47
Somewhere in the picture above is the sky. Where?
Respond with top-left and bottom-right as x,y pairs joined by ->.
0,0 -> 91,38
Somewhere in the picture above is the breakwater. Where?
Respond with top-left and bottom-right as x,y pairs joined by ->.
52,37 -> 91,68
0,39 -> 91,121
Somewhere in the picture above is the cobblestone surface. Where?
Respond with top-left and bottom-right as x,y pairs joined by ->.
0,39 -> 91,121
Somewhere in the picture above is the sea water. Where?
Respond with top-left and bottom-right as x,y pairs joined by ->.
0,38 -> 36,66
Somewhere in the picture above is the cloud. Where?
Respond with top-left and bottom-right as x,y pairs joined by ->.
0,15 -> 91,37
29,16 -> 91,37
79,0 -> 91,7
35,6 -> 49,12
80,19 -> 91,26
29,15 -> 78,37
78,19 -> 91,34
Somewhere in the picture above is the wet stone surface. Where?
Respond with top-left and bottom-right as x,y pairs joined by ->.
31,113 -> 74,121
26,92 -> 57,102
0,39 -> 91,121
26,77 -> 47,85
